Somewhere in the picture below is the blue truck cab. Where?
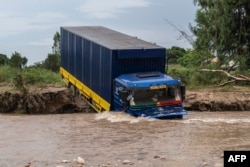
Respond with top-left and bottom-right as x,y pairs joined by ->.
60,26 -> 187,119
114,72 -> 186,118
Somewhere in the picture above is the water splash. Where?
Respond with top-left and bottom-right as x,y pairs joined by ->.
179,118 -> 250,124
95,111 -> 154,123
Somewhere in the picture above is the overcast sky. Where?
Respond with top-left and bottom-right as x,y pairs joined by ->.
0,0 -> 197,65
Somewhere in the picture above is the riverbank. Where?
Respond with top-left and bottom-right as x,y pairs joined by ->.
0,84 -> 250,113
184,87 -> 250,111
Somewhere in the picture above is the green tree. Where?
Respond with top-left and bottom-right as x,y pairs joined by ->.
167,46 -> 186,64
43,53 -> 60,72
0,54 -> 9,65
177,49 -> 213,68
9,52 -> 28,69
42,32 -> 61,72
193,0 -> 250,69
52,31 -> 60,54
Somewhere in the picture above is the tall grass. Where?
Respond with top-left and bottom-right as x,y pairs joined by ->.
0,65 -> 63,86
167,64 -> 233,89
0,65 -> 18,82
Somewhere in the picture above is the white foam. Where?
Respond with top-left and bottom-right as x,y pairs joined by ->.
95,111 -> 154,123
179,118 -> 250,124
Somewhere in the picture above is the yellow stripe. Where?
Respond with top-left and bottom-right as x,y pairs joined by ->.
150,85 -> 166,90
60,67 -> 110,112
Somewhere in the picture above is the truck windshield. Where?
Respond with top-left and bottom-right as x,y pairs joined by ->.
127,86 -> 181,106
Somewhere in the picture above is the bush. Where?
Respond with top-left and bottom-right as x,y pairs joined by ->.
167,65 -> 194,85
0,65 -> 63,85
167,64 -> 230,88
22,67 -> 63,85
0,65 -> 19,82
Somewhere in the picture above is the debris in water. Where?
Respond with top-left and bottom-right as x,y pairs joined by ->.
122,160 -> 133,165
77,157 -> 85,164
62,159 -> 70,163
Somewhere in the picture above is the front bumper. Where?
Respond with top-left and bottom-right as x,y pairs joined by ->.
128,106 -> 187,119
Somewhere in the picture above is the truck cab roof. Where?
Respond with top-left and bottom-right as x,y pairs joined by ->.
115,72 -> 180,88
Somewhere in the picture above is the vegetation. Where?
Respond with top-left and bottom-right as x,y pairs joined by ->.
1,1 -> 250,91
0,54 -> 9,65
167,65 -> 229,89
0,65 -> 63,85
9,51 -> 28,69
192,0 -> 250,69
43,31 -> 61,72
167,0 -> 250,88
0,32 -> 63,92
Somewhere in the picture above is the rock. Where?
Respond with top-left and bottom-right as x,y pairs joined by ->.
77,157 -> 85,164
101,164 -> 109,167
202,162 -> 208,166
62,159 -> 70,163
153,155 -> 160,158
122,160 -> 131,164
24,162 -> 31,167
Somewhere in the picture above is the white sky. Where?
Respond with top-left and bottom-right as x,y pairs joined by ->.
0,0 -> 197,65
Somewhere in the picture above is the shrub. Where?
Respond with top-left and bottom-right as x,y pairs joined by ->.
0,65 -> 63,86
22,67 -> 63,85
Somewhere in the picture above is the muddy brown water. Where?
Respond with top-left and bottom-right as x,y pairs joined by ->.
0,111 -> 250,167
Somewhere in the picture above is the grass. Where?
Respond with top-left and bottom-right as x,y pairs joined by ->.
0,65 -> 64,87
1,64 -> 249,93
167,64 -> 250,91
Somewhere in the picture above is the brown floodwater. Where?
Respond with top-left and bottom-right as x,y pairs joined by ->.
0,111 -> 250,167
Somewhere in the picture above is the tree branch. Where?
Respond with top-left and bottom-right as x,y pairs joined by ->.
200,69 -> 247,81
217,80 -> 236,87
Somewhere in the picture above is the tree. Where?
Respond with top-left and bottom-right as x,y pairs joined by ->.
43,32 -> 61,72
193,0 -> 250,69
0,54 -> 9,65
9,52 -> 28,69
43,53 -> 60,72
177,49 -> 213,68
167,46 -> 186,64
52,31 -> 60,54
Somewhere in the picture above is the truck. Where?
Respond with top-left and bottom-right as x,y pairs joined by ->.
60,26 -> 187,119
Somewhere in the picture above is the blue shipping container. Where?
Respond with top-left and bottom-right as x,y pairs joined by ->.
60,26 -> 166,109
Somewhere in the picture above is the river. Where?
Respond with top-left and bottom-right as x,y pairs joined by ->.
0,111 -> 249,167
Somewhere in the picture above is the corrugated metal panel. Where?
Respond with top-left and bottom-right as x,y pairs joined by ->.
112,57 -> 165,78
61,28 -> 68,70
117,48 -> 165,59
68,32 -> 74,76
62,26 -> 163,51
60,26 -> 166,106
100,47 -> 112,102
75,35 -> 82,80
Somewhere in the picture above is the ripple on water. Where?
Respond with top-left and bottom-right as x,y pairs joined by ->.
178,118 -> 250,124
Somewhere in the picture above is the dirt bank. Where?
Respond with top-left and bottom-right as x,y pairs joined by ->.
184,88 -> 250,111
0,85 -> 250,113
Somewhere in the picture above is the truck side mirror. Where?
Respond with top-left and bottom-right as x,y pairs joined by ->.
180,85 -> 186,100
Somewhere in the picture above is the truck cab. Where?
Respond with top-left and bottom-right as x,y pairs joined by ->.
113,72 -> 187,118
